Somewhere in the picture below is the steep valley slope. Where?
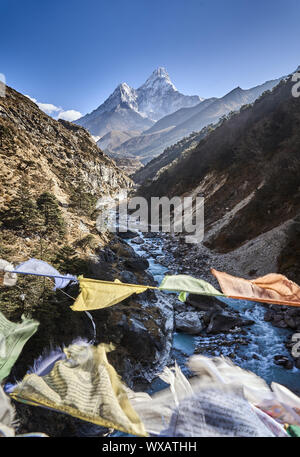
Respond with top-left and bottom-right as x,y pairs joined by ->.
0,86 -> 174,435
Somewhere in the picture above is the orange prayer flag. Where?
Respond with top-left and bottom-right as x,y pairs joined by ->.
211,269 -> 300,307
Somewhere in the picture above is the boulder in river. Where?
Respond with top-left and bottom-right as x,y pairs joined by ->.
175,312 -> 203,335
207,312 -> 254,334
124,257 -> 149,272
274,355 -> 294,369
155,255 -> 170,267
131,236 -> 144,245
264,310 -> 275,322
187,294 -> 226,313
143,232 -> 157,238
117,229 -> 139,239
273,320 -> 288,328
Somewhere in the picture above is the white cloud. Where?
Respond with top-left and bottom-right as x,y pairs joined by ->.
38,102 -> 61,115
57,109 -> 82,121
25,94 -> 61,115
25,95 -> 82,121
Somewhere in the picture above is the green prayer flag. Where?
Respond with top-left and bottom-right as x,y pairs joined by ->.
178,291 -> 187,302
0,312 -> 39,381
159,274 -> 225,297
287,425 -> 300,437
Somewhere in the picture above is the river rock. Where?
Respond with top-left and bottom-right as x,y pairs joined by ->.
124,257 -> 149,272
284,315 -> 298,329
155,255 -> 170,267
274,354 -> 287,360
120,270 -> 138,284
143,232 -> 157,238
264,310 -> 275,322
273,320 -> 288,328
274,355 -> 293,369
117,229 -> 139,239
175,312 -> 203,335
187,294 -> 226,312
131,236 -> 144,245
273,313 -> 284,323
285,360 -> 294,370
173,300 -> 187,313
207,312 -> 253,334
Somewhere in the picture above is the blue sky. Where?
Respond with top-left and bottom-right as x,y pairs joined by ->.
1,0 -> 300,119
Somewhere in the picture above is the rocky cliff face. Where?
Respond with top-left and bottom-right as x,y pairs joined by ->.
0,86 -> 132,209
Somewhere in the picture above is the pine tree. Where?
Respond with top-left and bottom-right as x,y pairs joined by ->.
36,192 -> 66,237
1,181 -> 42,233
53,245 -> 86,274
69,184 -> 97,217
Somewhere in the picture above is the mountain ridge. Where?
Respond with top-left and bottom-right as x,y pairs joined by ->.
111,76 -> 283,165
75,67 -> 202,137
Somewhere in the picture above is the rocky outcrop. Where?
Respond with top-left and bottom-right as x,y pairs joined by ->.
264,304 -> 300,366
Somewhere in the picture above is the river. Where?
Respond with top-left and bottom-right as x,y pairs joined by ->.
126,230 -> 300,396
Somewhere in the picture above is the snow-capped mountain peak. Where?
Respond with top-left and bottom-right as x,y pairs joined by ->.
116,82 -> 134,96
115,83 -> 138,108
76,67 -> 202,133
92,82 -> 138,115
136,67 -> 201,120
139,67 -> 177,92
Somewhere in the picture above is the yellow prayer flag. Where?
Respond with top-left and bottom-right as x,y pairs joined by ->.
71,276 -> 150,312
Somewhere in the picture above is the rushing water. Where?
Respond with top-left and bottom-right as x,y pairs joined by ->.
127,231 -> 300,395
